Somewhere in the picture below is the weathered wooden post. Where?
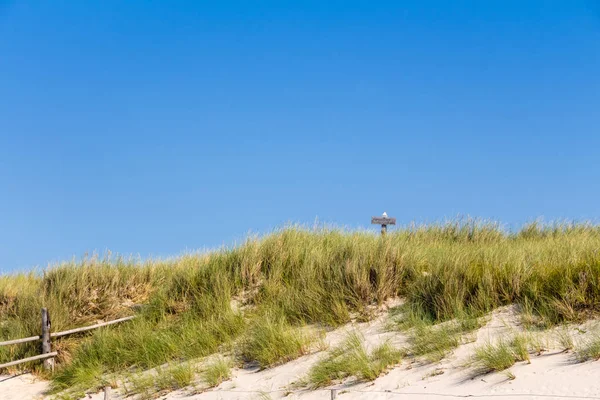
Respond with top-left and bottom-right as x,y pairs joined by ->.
104,386 -> 112,400
330,388 -> 338,399
41,308 -> 54,372
371,212 -> 396,235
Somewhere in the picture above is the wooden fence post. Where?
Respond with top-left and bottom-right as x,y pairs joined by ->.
330,388 -> 337,399
104,386 -> 112,400
41,308 -> 54,372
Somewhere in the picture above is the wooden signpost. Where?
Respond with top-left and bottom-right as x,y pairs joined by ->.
371,212 -> 396,235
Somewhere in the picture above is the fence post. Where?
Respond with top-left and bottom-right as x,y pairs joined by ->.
330,388 -> 337,399
104,386 -> 112,400
41,308 -> 54,372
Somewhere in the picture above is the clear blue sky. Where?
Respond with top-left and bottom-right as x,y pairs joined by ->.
1,1 -> 599,272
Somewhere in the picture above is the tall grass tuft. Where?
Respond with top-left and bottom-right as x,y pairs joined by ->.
306,332 -> 403,387
574,331 -> 600,362
124,362 -> 195,399
398,306 -> 483,362
201,357 -> 232,387
472,334 -> 536,374
237,313 -> 319,368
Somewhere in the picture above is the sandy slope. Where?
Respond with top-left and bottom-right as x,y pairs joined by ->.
3,305 -> 600,400
0,373 -> 47,400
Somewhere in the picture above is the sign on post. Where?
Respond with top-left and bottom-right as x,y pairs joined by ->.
371,212 -> 396,235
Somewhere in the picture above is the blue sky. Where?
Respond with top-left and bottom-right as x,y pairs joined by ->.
1,1 -> 599,272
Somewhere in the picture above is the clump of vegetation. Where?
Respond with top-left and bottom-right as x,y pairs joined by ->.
519,299 -> 553,330
472,334 -> 535,374
555,327 -> 574,352
1,220 -> 600,394
473,341 -> 519,373
396,305 -> 483,362
124,362 -> 195,400
408,324 -> 463,362
306,332 -> 403,387
574,331 -> 600,362
504,370 -> 516,380
237,313 -> 320,368
162,363 -> 196,390
201,357 -> 232,387
509,334 -> 531,362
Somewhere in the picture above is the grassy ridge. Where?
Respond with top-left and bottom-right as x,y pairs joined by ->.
2,220 -> 600,391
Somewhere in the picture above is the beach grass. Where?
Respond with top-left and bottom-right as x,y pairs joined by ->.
306,331 -> 403,387
236,313 -> 320,368
473,340 -> 519,373
123,362 -> 195,399
574,330 -> 600,362
402,314 -> 482,362
1,220 -> 600,392
472,333 -> 537,374
201,357 -> 231,387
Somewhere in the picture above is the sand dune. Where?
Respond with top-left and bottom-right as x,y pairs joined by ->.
3,305 -> 600,400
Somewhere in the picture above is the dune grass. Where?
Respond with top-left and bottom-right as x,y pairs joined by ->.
123,362 -> 195,400
555,327 -> 574,352
390,303 -> 483,362
473,341 -> 519,373
472,334 -> 536,374
509,334 -> 531,362
574,330 -> 600,362
404,315 -> 483,362
201,357 -> 232,387
0,220 -> 600,392
306,331 -> 403,387
50,306 -> 243,391
236,313 -> 321,368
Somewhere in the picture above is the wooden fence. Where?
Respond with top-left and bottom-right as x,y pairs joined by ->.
0,308 -> 135,371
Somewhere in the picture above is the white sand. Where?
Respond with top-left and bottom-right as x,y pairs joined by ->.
0,373 -> 46,400
3,304 -> 600,400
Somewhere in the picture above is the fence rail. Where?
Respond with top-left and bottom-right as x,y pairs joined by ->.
0,352 -> 58,370
0,335 -> 41,347
50,316 -> 136,338
0,309 -> 135,371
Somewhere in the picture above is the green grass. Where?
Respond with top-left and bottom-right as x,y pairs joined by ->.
398,307 -> 483,362
124,363 -> 195,399
555,327 -> 574,351
509,334 -> 531,362
472,334 -> 535,374
306,331 -> 403,387
574,331 -> 600,362
237,313 -> 320,368
473,341 -> 518,373
50,310 -> 243,392
369,342 -> 405,376
161,363 -> 195,390
201,357 -> 231,387
0,220 -> 600,392
407,324 -> 462,362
